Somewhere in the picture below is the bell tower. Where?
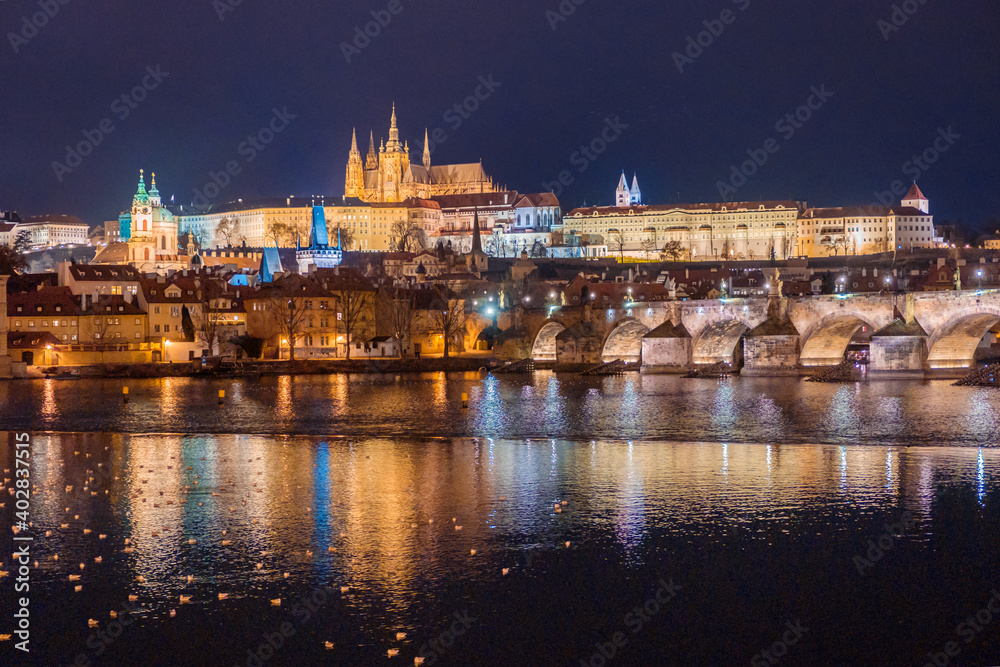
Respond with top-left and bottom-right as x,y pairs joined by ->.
129,170 -> 157,267
615,172 -> 630,207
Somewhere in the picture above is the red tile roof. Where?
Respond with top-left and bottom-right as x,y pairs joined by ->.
8,331 -> 61,349
7,286 -> 82,317
905,183 -> 927,200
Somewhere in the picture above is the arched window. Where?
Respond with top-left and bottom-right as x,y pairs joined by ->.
161,236 -> 167,250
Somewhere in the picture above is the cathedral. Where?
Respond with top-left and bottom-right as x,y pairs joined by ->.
344,106 -> 497,203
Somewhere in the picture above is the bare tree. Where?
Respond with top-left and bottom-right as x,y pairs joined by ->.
261,278 -> 311,361
333,225 -> 354,251
330,273 -> 374,360
264,220 -> 295,247
608,230 -> 626,261
389,220 -> 427,253
216,218 -> 244,247
640,237 -> 656,260
196,303 -> 223,355
377,285 -> 415,358
429,288 -> 470,359
83,302 -> 120,363
782,235 -> 795,259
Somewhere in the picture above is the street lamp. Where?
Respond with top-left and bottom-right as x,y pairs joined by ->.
978,270 -> 983,290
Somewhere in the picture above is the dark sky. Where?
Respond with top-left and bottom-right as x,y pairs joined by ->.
2,0 -> 998,230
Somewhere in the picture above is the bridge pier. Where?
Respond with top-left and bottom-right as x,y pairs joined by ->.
555,322 -> 603,367
640,321 -> 692,374
869,318 -> 928,378
741,321 -> 802,376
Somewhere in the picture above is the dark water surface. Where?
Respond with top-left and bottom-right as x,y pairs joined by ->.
1,374 -> 1000,666
1,372 -> 999,445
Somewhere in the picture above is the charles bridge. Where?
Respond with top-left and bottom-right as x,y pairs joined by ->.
521,287 -> 1000,377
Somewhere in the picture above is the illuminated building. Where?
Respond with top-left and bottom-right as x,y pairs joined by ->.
344,105 -> 497,203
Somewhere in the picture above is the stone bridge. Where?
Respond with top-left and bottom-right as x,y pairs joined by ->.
520,289 -> 1000,376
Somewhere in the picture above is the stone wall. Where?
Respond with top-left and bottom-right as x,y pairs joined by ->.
870,336 -> 927,376
640,338 -> 691,373
743,335 -> 801,375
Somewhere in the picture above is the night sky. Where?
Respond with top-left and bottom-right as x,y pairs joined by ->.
2,0 -> 998,230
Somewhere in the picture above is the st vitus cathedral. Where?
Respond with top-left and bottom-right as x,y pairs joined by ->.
344,105 -> 497,203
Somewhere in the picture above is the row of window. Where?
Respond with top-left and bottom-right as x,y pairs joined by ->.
13,318 -> 142,328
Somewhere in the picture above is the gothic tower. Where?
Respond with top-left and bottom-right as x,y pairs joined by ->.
630,174 -> 642,206
345,128 -> 364,198
379,105 -> 406,202
615,172 -> 630,207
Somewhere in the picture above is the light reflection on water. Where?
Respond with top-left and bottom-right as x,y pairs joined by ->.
2,373 -> 998,446
4,433 -> 1000,665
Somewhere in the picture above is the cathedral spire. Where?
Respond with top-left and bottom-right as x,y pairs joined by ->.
350,127 -> 359,154
471,206 -> 483,254
366,130 -> 377,169
386,103 -> 401,151
423,128 -> 431,171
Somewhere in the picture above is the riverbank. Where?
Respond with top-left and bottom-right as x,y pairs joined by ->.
26,357 -> 498,379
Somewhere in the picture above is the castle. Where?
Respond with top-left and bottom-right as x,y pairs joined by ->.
344,106 -> 497,203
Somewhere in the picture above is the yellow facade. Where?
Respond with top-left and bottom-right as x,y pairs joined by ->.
565,202 -> 800,260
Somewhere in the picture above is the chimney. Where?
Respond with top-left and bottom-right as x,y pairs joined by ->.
80,293 -> 86,311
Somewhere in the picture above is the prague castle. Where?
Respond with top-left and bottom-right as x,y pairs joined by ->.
344,106 -> 497,203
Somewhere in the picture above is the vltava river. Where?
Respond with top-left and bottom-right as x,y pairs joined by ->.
0,372 -> 998,445
1,374 -> 999,666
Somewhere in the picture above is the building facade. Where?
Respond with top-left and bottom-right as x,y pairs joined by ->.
566,200 -> 801,260
16,215 -> 90,248
797,185 -> 936,256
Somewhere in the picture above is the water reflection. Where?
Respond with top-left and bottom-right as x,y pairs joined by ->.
4,374 -> 1000,447
5,433 -> 1000,665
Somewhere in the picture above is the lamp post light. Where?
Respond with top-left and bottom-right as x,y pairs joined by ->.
977,270 -> 983,290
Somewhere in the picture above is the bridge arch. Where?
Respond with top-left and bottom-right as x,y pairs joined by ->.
799,313 -> 880,367
531,321 -> 566,362
602,318 -> 650,363
926,307 -> 1000,369
691,318 -> 753,366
